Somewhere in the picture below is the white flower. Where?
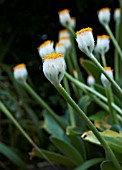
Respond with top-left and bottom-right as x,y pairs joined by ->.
75,27 -> 95,56
101,67 -> 113,88
87,75 -> 95,87
37,40 -> 54,58
96,35 -> 110,55
114,8 -> 121,22
59,36 -> 71,50
55,42 -> 66,54
69,17 -> 76,29
42,53 -> 66,85
97,7 -> 111,25
58,29 -> 70,38
58,9 -> 71,27
73,70 -> 78,79
13,63 -> 28,83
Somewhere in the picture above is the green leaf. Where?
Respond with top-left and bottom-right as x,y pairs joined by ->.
33,148 -> 75,168
66,126 -> 84,136
50,136 -> 84,165
0,142 -> 26,169
89,111 -> 108,122
81,59 -> 101,83
75,158 -> 104,170
101,161 -> 117,170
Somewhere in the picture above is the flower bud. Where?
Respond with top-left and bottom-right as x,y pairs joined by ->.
59,36 -> 71,50
87,75 -> 95,87
58,29 -> 70,38
38,40 -> 54,58
73,70 -> 78,79
96,35 -> 110,55
114,8 -> 121,22
75,27 -> 95,56
69,17 -> 76,29
58,9 -> 71,27
97,7 -> 111,25
101,67 -> 113,88
42,53 -> 66,85
55,42 -> 66,54
13,64 -> 28,83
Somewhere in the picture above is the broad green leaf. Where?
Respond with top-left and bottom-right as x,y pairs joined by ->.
101,161 -> 117,170
33,148 -> 75,168
75,158 -> 104,170
81,59 -> 101,83
0,142 -> 26,169
66,126 -> 84,136
50,136 -> 84,165
89,111 -> 108,122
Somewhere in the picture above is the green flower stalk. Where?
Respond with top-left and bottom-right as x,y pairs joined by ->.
13,63 -> 65,130
42,52 -> 121,170
75,27 -> 122,97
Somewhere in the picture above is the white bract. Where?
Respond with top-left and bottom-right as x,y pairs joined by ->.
87,75 -> 95,87
96,35 -> 110,55
101,67 -> 113,88
97,7 -> 111,25
76,27 -> 95,56
13,64 -> 28,83
38,40 -> 54,58
58,9 -> 71,27
42,53 -> 66,85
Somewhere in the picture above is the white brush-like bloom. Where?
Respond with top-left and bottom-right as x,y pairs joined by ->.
96,35 -> 110,55
58,29 -> 70,38
59,36 -> 71,50
114,8 -> 121,22
58,9 -> 71,27
13,63 -> 28,83
42,53 -> 66,85
55,42 -> 66,54
97,7 -> 111,25
87,75 -> 95,87
75,27 -> 95,56
38,40 -> 54,58
101,67 -> 113,88
69,17 -> 76,29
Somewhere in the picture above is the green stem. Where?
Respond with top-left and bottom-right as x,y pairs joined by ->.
65,72 -> 122,115
101,53 -> 107,67
89,53 -> 122,97
54,84 -> 121,170
63,77 -> 76,126
105,86 -> 118,124
22,82 -> 65,130
104,24 -> 122,60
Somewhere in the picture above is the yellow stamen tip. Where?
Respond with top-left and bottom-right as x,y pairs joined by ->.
97,35 -> 110,39
13,64 -> 26,70
56,42 -> 64,47
59,36 -> 70,40
42,53 -> 64,60
104,67 -> 112,71
97,7 -> 110,13
76,27 -> 93,35
58,9 -> 70,14
38,40 -> 53,49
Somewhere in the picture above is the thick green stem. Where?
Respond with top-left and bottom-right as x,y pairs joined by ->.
101,53 -> 107,67
54,84 -> 121,170
105,86 -> 118,124
104,24 -> 122,60
65,72 -> 122,115
89,53 -> 122,97
63,77 -> 76,126
114,21 -> 120,82
22,82 -> 65,130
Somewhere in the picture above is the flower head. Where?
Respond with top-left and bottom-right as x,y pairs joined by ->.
69,17 -> 76,29
58,29 -> 69,38
97,7 -> 111,25
96,35 -> 110,55
87,75 -> 95,87
101,67 -> 113,88
58,9 -> 71,27
59,36 -> 71,50
37,40 -> 54,58
55,42 -> 66,54
42,53 -> 66,85
13,63 -> 28,83
114,8 -> 121,22
73,70 -> 78,79
76,27 -> 95,56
